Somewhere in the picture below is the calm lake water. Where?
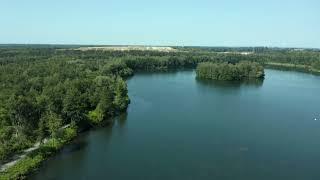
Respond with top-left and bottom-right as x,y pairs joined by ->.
31,69 -> 320,180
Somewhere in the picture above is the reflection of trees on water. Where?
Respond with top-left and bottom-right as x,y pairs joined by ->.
114,113 -> 128,137
127,69 -> 194,79
61,134 -> 89,154
241,78 -> 264,87
106,112 -> 128,128
116,113 -> 128,128
104,113 -> 128,137
196,77 -> 264,89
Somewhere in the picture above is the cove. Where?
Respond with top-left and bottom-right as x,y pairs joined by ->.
30,69 -> 320,180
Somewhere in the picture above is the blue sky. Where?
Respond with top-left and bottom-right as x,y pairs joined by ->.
0,0 -> 319,48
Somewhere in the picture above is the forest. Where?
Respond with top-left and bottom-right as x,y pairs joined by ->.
0,50 -> 131,164
0,46 -> 320,178
196,61 -> 265,80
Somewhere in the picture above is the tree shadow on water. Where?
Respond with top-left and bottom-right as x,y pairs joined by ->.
116,112 -> 128,128
196,77 -> 264,89
62,138 -> 88,154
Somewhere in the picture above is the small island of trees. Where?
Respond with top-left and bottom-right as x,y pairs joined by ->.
196,61 -> 265,81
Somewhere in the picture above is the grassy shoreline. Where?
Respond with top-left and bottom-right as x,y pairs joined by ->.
0,118 -> 117,180
0,126 -> 77,180
264,62 -> 320,74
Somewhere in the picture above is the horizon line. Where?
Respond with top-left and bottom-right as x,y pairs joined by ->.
0,43 -> 319,50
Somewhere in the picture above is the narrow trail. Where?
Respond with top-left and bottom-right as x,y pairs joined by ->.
0,139 -> 47,172
0,124 -> 70,172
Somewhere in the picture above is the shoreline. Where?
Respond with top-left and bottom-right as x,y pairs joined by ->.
0,118 -> 117,179
0,123 -> 86,179
264,62 -> 320,75
0,124 -> 71,172
1,65 -> 319,179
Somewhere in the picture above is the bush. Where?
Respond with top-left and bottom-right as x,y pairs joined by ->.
62,126 -> 77,142
88,105 -> 105,125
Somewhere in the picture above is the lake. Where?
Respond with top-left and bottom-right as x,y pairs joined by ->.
30,69 -> 320,180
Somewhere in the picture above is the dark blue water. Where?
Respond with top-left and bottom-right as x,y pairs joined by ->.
31,69 -> 320,180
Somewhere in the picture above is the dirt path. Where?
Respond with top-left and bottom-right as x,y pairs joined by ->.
0,124 -> 70,172
0,139 -> 47,172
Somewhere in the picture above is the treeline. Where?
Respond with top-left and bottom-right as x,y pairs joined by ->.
196,61 -> 265,80
1,47 -> 320,71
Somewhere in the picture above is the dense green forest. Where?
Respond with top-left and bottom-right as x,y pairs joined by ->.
0,51 -> 131,162
196,61 -> 265,80
0,46 -> 320,178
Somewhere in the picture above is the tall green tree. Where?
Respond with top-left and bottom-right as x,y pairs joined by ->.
113,77 -> 130,112
46,111 -> 62,140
